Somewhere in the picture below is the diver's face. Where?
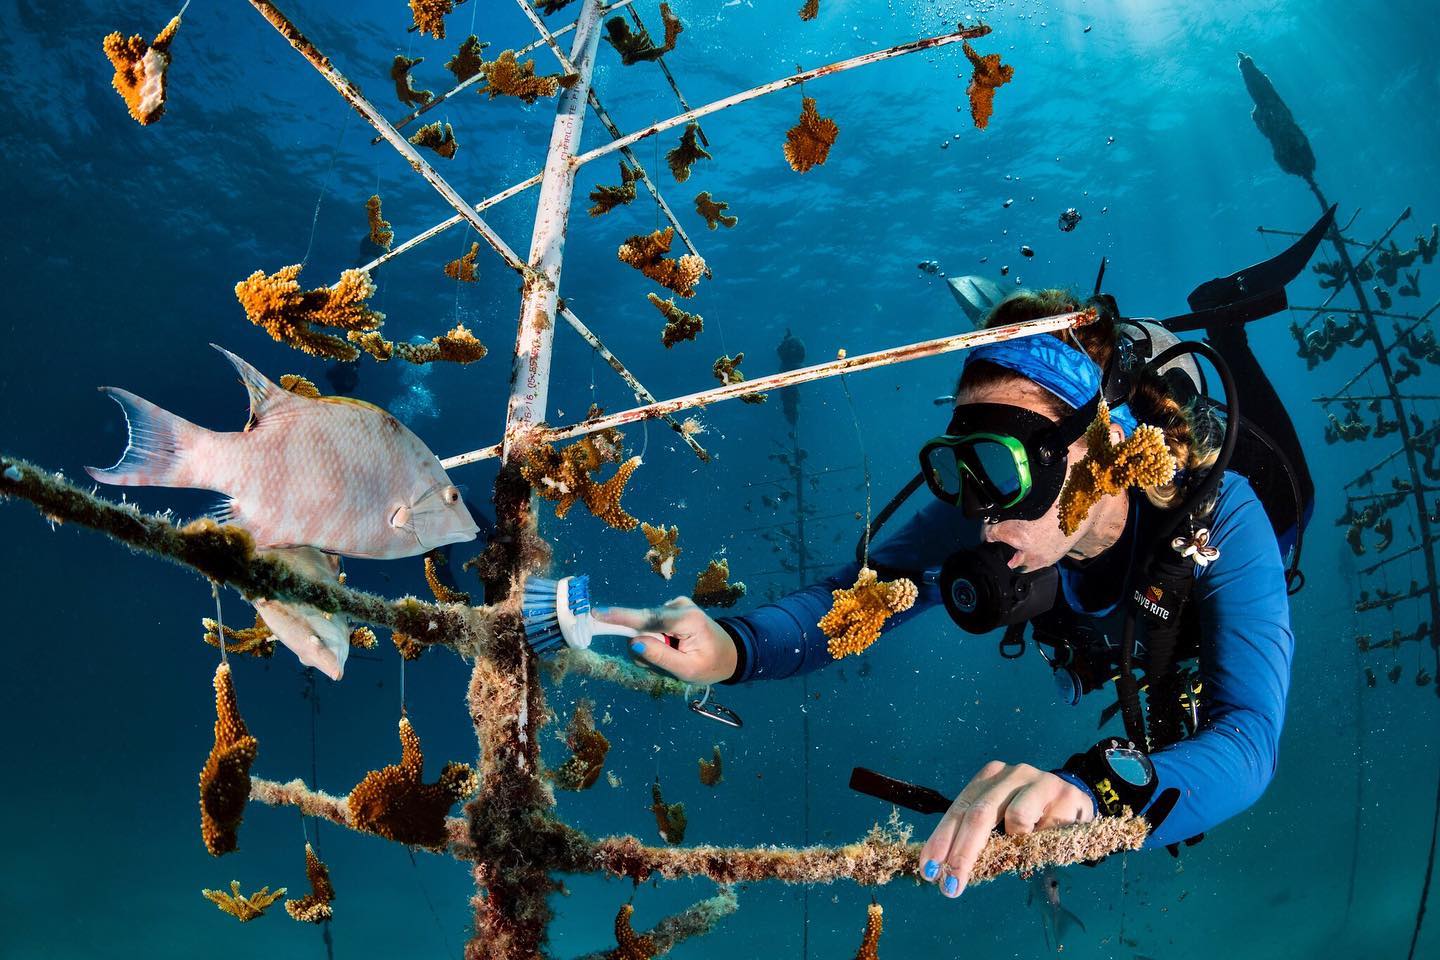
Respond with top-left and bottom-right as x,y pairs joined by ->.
953,380 -> 1120,572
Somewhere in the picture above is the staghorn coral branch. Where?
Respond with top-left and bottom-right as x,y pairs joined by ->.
572,23 -> 993,170
570,886 -> 739,960
441,311 -> 1091,468
249,777 -> 476,859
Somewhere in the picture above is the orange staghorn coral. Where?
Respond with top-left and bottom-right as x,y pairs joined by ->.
853,902 -> 883,960
649,293 -> 703,347
410,0 -> 453,39
800,0 -> 821,20
642,522 -> 681,579
698,745 -> 723,787
550,699 -> 610,791
604,3 -> 683,65
350,324 -> 488,365
444,242 -> 481,281
202,880 -> 286,922
347,715 -> 478,850
424,550 -> 471,604
962,40 -> 1014,130
651,777 -> 688,844
366,195 -> 394,250
409,120 -> 458,159
478,49 -> 577,103
349,625 -> 378,649
589,162 -> 642,217
618,228 -> 707,298
285,843 -> 335,923
235,264 -> 383,362
521,430 -> 642,532
615,903 -> 658,960
819,566 -> 918,659
391,55 -> 433,108
784,96 -> 840,173
1056,399 -> 1177,536
666,123 -> 711,183
584,456 -> 643,532
278,374 -> 321,398
445,35 -> 491,83
694,192 -> 738,230
199,663 -> 259,857
693,558 -> 746,608
101,13 -> 182,126
712,353 -> 768,404
202,613 -> 277,659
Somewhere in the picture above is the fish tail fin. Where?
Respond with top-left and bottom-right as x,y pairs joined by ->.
1057,906 -> 1086,939
86,387 -> 205,487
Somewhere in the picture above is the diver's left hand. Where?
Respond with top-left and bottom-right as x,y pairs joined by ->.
919,761 -> 1094,899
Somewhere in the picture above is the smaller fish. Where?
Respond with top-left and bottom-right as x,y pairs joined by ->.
1028,868 -> 1085,953
252,546 -> 351,680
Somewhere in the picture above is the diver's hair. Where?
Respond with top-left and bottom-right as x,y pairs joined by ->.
956,288 -> 1220,511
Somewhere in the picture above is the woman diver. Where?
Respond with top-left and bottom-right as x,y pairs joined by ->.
597,276 -> 1315,901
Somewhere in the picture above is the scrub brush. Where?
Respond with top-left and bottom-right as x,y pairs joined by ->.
522,574 -> 671,656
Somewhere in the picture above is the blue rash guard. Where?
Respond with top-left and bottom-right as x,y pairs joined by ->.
716,471 -> 1294,850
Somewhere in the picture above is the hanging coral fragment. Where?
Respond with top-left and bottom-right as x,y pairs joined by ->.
799,0 -> 820,21
445,242 -> 481,281
712,353 -> 768,404
589,162 -> 642,217
350,325 -> 488,365
366,195 -> 394,250
199,663 -> 259,856
604,3 -> 683,65
391,55 -> 433,108
409,120 -> 458,158
614,904 -> 658,960
521,431 -> 643,531
819,567 -> 918,659
201,613 -> 276,659
962,40 -> 1013,130
424,550 -> 471,603
651,777 -> 688,844
649,293 -> 703,347
783,96 -> 839,173
1056,399 -> 1177,536
235,264 -> 383,361
478,49 -> 577,102
410,0 -> 454,39
284,843 -> 335,923
202,880 -> 286,922
852,902 -> 884,960
445,34 -> 491,82
666,123 -> 711,182
279,373 -> 322,398
347,715 -> 478,849
642,522 -> 682,579
693,558 -> 746,608
698,745 -> 723,786
618,227 -> 707,297
694,192 -> 738,230
101,12 -> 182,125
550,699 -> 610,791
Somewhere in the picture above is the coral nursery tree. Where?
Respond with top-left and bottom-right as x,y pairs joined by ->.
2,2 -> 1150,958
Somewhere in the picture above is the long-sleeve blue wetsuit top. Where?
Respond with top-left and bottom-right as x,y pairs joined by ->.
716,471 -> 1294,849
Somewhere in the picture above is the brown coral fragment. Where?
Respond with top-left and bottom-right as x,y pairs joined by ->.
235,264 -> 383,362
202,613 -> 277,659
962,40 -> 1014,130
550,700 -> 611,791
615,903 -> 658,960
478,49 -> 577,103
199,663 -> 259,857
347,715 -> 478,849
604,3 -> 683,65
649,293 -> 704,348
800,0 -> 821,20
410,0 -> 453,39
694,192 -> 738,230
391,55 -> 433,109
818,566 -> 918,659
366,195 -> 394,250
618,228 -> 707,298
712,353 -> 768,404
445,35 -> 491,83
853,902 -> 883,960
666,123 -> 712,183
202,880 -> 286,922
698,745 -> 723,786
392,630 -> 426,661
642,522 -> 682,579
520,430 -> 641,531
349,626 -> 377,649
350,324 -> 487,365
278,374 -> 321,399
285,843 -> 335,924
693,558 -> 746,608
424,551 -> 471,604
409,120 -> 458,159
589,162 -> 642,217
651,777 -> 688,844
784,96 -> 840,173
1056,399 -> 1177,536
101,14 -> 182,126
445,242 -> 481,281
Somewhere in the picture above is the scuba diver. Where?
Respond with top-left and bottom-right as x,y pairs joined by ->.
596,208 -> 1330,899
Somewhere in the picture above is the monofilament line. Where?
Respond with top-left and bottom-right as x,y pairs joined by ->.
838,373 -> 873,567
210,579 -> 228,666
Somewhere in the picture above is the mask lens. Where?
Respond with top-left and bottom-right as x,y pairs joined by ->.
923,444 -> 964,499
966,439 -> 1024,501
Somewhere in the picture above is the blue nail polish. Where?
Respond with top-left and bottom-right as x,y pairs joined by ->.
922,860 -> 938,880
630,640 -> 644,653
944,876 -> 959,896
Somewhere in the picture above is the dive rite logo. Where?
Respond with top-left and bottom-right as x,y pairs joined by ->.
1134,584 -> 1171,620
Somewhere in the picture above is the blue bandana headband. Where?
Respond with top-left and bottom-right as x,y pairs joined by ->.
962,332 -> 1138,435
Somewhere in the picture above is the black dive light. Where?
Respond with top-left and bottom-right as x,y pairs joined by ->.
938,541 -> 1059,634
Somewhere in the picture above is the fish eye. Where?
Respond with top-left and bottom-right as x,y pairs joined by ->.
442,485 -> 460,505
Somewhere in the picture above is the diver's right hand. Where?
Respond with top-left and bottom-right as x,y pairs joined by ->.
592,597 -> 738,685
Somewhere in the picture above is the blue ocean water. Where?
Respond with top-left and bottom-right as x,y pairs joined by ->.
2,0 -> 1438,957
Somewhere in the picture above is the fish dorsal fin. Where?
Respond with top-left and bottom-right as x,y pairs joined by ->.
210,344 -> 300,430
316,394 -> 389,416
